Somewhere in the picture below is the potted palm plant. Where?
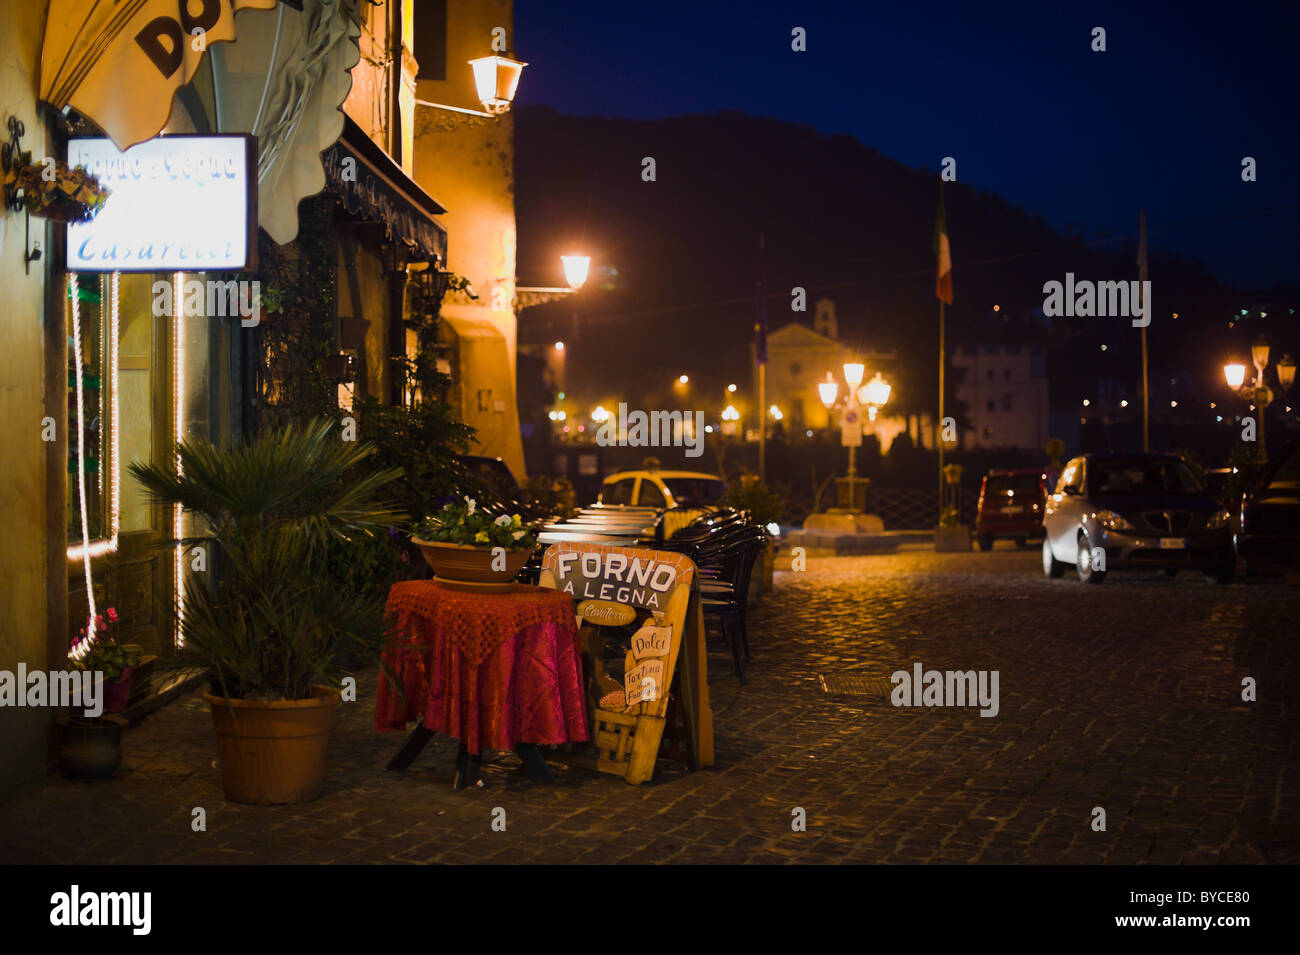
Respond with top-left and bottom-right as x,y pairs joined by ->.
129,419 -> 405,804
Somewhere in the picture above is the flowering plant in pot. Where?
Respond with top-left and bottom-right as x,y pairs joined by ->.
0,152 -> 111,222
411,496 -> 537,589
73,609 -> 144,714
129,419 -> 405,803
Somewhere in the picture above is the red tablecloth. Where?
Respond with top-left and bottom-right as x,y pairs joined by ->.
375,580 -> 588,754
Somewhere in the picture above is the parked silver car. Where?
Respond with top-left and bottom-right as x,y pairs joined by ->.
1041,453 -> 1235,584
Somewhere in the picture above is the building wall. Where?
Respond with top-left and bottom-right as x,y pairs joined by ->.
410,0 -> 525,480
0,0 -> 55,794
952,345 -> 1049,451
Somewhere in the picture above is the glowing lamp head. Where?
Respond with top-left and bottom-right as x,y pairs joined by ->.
769,404 -> 783,421
561,254 -> 590,290
721,405 -> 740,421
554,340 -> 565,352
1224,362 -> 1247,390
1251,336 -> 1270,371
1278,354 -> 1296,392
818,375 -> 839,409
861,373 -> 891,408
842,361 -> 865,389
678,374 -> 689,385
468,54 -> 527,114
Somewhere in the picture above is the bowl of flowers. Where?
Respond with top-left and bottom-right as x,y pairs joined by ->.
1,152 -> 111,223
411,496 -> 537,591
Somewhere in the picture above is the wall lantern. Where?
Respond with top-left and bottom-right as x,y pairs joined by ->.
561,254 -> 591,290
413,261 -> 452,303
468,54 -> 528,115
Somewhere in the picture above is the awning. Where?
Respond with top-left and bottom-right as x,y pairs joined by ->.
322,115 -> 448,264
208,0 -> 362,245
40,0 -> 277,151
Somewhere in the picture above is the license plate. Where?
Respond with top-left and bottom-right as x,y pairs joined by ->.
1159,538 -> 1186,550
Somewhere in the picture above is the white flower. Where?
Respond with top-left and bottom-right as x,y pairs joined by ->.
494,514 -> 512,526
512,529 -> 527,540
464,496 -> 476,515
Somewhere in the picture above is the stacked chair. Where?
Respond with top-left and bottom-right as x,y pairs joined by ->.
520,503 -> 768,684
650,508 -> 767,684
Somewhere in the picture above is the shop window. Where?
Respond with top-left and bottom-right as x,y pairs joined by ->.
414,0 -> 448,81
66,274 -> 112,548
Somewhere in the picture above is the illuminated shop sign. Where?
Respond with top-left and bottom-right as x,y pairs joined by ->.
67,135 -> 257,272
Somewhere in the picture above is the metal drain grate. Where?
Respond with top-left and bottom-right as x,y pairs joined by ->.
818,672 -> 894,697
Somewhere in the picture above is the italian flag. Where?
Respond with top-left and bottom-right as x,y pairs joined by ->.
935,187 -> 953,305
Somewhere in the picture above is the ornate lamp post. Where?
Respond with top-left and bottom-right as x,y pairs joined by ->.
819,363 -> 891,511
1224,337 -> 1295,459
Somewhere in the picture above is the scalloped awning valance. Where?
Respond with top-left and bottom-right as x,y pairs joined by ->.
322,115 -> 448,264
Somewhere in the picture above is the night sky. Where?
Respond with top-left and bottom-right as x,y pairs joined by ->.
515,0 -> 1299,289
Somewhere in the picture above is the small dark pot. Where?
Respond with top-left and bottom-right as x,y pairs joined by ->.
322,354 -> 354,381
102,670 -> 133,714
57,715 -> 128,780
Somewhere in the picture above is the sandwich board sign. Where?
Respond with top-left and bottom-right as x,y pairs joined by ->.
540,543 -> 713,783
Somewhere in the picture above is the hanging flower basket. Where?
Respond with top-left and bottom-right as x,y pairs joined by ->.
0,152 -> 111,223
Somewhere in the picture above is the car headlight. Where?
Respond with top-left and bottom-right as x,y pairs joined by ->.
1207,508 -> 1232,529
1096,509 -> 1134,531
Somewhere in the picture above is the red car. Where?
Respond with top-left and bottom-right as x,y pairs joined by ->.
975,469 -> 1048,551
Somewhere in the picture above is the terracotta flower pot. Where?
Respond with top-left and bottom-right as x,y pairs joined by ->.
411,538 -> 533,592
204,685 -> 340,804
56,715 -> 128,780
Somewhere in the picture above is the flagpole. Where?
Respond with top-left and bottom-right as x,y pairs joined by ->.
938,300 -> 945,514
757,232 -> 767,481
1139,210 -> 1150,452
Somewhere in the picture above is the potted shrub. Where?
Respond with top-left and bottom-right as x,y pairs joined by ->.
723,474 -> 787,597
411,496 -> 537,591
129,419 -> 405,804
934,505 -> 972,552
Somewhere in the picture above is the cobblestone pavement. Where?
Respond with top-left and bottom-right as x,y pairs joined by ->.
3,546 -> 1297,864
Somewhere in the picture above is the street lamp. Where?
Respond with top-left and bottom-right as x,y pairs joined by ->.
721,404 -> 740,437
859,372 -> 892,421
561,254 -> 590,290
468,54 -> 528,114
819,364 -> 891,512
1224,336 -> 1295,458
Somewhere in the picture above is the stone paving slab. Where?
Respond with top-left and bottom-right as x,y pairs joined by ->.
1,548 -> 1296,864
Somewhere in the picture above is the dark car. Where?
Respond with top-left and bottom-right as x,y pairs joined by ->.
975,469 -> 1048,550
1042,453 -> 1235,584
1236,439 -> 1300,576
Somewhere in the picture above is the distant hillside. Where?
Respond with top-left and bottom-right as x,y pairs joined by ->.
515,105 -> 1296,418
